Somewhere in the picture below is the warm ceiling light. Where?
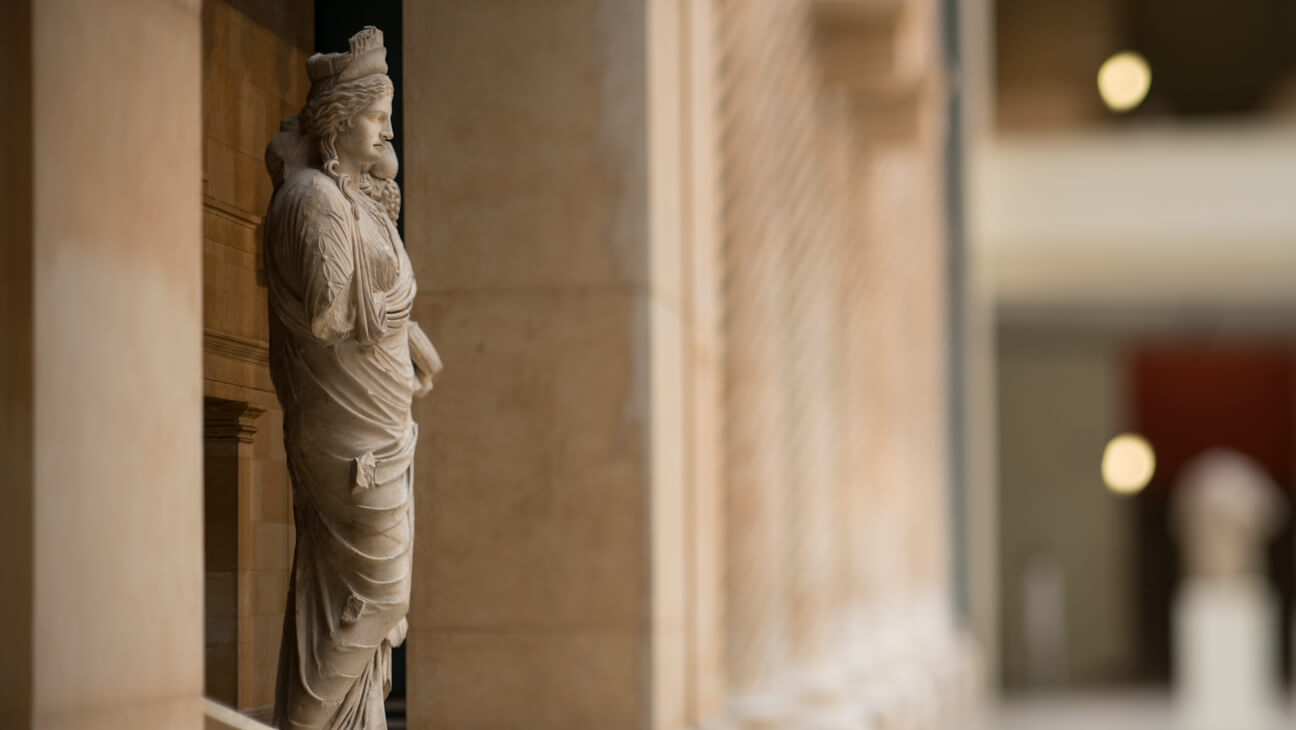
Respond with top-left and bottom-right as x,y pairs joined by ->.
1102,433 -> 1156,496
1097,51 -> 1152,113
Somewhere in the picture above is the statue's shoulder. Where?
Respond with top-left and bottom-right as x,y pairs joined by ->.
273,168 -> 348,213
266,170 -> 351,257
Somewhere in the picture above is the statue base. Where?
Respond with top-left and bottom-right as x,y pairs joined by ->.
1174,577 -> 1282,730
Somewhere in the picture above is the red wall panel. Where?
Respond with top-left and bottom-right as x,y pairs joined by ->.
1132,345 -> 1293,490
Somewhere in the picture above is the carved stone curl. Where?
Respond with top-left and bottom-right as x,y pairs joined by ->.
263,26 -> 440,729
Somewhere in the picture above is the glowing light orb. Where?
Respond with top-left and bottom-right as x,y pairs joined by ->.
1102,433 -> 1156,495
1097,52 -> 1152,112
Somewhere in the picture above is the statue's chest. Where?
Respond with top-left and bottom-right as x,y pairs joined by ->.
356,209 -> 403,291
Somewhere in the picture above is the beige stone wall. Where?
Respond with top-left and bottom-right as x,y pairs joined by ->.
199,1 -> 310,716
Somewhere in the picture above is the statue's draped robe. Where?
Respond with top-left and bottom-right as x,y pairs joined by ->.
265,169 -> 415,729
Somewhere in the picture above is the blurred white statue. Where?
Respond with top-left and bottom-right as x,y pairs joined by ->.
1175,449 -> 1285,581
1172,448 -> 1286,730
1021,551 -> 1068,688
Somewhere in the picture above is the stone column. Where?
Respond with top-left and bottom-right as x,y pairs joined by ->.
401,2 -> 695,728
714,0 -> 789,720
820,93 -> 869,674
780,100 -> 848,712
822,93 -> 872,696
818,2 -> 964,726
715,2 -> 887,725
680,1 -> 728,724
1,0 -> 206,727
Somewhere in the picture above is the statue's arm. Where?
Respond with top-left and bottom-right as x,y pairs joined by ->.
408,321 -> 442,397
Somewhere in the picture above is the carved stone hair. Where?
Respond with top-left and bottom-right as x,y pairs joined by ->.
360,175 -> 401,223
298,74 -> 395,215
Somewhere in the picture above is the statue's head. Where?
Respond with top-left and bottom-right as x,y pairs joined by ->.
299,27 -> 395,188
266,27 -> 401,221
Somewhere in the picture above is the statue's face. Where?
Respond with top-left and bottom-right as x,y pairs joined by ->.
337,92 -> 393,174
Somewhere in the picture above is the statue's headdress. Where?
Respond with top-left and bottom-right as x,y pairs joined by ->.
305,26 -> 388,100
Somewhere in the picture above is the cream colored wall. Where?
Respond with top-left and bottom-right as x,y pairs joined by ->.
25,0 -> 205,727
997,330 -> 1139,689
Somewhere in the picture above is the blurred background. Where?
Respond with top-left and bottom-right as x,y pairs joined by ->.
976,0 -> 1296,725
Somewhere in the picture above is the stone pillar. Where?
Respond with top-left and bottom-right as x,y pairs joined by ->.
817,1 -> 966,725
0,0 -> 206,727
825,97 -> 873,676
780,96 -> 850,717
401,2 -> 697,728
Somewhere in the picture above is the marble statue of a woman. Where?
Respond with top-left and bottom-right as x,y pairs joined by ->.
262,26 -> 439,730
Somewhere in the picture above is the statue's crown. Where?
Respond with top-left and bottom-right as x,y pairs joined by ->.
305,26 -> 388,98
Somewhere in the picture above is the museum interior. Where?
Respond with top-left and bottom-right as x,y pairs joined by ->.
6,0 -> 1296,728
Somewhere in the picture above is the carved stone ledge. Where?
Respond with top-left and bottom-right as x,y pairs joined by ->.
204,330 -> 271,366
203,194 -> 264,230
814,0 -> 944,146
814,0 -> 909,87
203,699 -> 275,729
204,397 -> 266,444
845,72 -> 945,147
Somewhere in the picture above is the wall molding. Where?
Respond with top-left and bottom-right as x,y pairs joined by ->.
203,195 -> 264,230
204,330 -> 270,366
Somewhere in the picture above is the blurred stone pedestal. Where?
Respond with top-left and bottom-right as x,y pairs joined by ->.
1174,578 -> 1281,730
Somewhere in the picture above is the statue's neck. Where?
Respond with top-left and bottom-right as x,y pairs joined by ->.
336,158 -> 364,190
